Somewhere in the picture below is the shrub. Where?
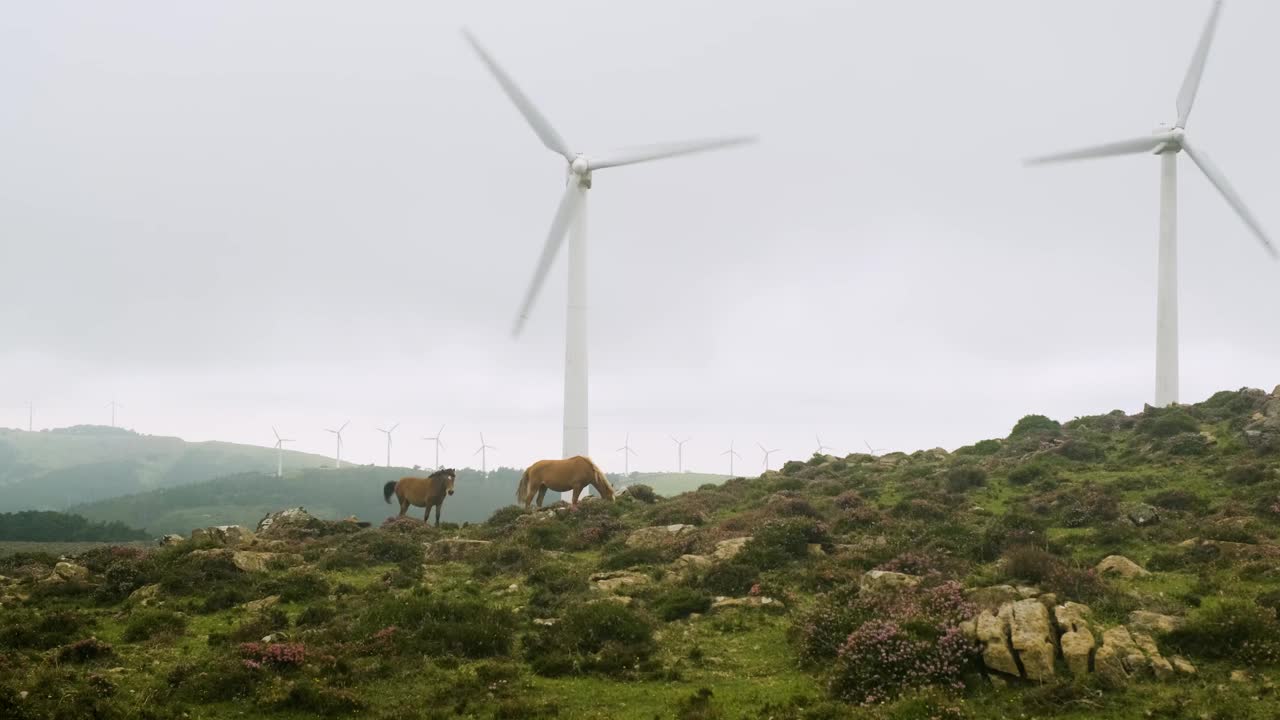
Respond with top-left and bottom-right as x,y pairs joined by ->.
1147,489 -> 1208,513
833,490 -> 865,510
945,465 -> 987,492
168,658 -> 260,703
979,513 -> 1047,560
201,587 -> 250,613
625,484 -> 659,504
526,562 -> 588,614
320,531 -> 421,569
486,505 -> 527,528
158,549 -> 248,596
262,570 -> 331,603
737,519 -> 826,571
220,608 -> 290,644
1226,463 -> 1273,486
0,609 -> 92,649
1010,415 -> 1061,438
523,601 -> 656,677
239,642 -> 306,670
1164,600 -> 1280,665
700,561 -> 759,597
122,608 -> 187,642
1165,432 -> 1210,456
1000,546 -> 1062,585
296,604 -> 338,628
674,688 -> 721,720
648,587 -> 712,621
599,545 -> 674,571
259,678 -> 364,715
1058,438 -> 1105,462
956,439 -> 1001,457
56,637 -> 114,664
1137,409 -> 1199,438
1007,462 -> 1049,486
360,589 -> 515,659
1257,591 -> 1280,616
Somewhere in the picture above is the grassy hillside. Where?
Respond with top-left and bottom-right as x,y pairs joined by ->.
5,386 -> 1280,719
617,471 -> 731,497
0,426 -> 333,510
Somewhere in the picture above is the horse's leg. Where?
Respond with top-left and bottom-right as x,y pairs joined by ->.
571,486 -> 582,506
535,486 -> 547,508
398,497 -> 408,518
434,502 -> 442,528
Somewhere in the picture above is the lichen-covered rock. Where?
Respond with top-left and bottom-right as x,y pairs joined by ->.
589,571 -> 650,594
191,525 -> 255,548
1128,610 -> 1184,635
128,583 -> 162,605
231,551 -> 283,573
966,585 -> 1021,611
242,595 -> 281,613
424,539 -> 493,562
256,507 -> 321,538
52,562 -> 89,582
1122,503 -> 1160,527
859,570 -> 921,595
1131,631 -> 1174,679
1171,655 -> 1197,675
712,537 -> 750,561
625,524 -> 697,549
1094,626 -> 1146,686
671,554 -> 713,573
1055,603 -> 1095,678
1096,555 -> 1150,579
159,534 -> 184,546
709,595 -> 781,612
971,607 -> 1020,677
1008,599 -> 1056,681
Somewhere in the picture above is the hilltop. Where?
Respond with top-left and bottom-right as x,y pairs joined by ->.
4,386 -> 1280,719
0,426 -> 334,510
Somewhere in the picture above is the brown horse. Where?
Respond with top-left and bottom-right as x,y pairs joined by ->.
384,468 -> 457,526
516,456 -> 615,509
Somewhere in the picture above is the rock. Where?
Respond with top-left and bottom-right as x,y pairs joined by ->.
671,555 -> 713,573
533,617 -> 558,626
1094,626 -> 1147,686
712,537 -> 751,561
971,607 -> 1020,677
159,534 -> 184,546
1131,631 -> 1174,679
1171,655 -> 1197,675
1055,603 -> 1095,678
231,551 -> 283,573
807,543 -> 826,557
243,595 -> 281,613
590,595 -> 635,606
261,632 -> 289,643
625,524 -> 697,549
1123,503 -> 1160,527
424,539 -> 493,562
128,584 -> 162,605
966,585 -> 1022,611
192,525 -> 255,547
53,562 -> 89,582
589,571 -> 650,594
1128,610 -> 1184,635
709,596 -> 781,612
256,507 -> 319,537
859,570 -> 920,595
1231,669 -> 1251,683
1096,555 -> 1151,579
1015,586 -> 1041,599
1008,599 -> 1056,681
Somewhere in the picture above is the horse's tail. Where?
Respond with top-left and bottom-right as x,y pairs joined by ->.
383,480 -> 397,504
516,468 -> 531,505
588,458 -> 615,500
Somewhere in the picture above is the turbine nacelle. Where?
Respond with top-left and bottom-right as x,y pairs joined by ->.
570,155 -> 590,176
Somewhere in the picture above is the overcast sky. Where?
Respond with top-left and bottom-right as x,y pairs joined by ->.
3,0 -> 1279,475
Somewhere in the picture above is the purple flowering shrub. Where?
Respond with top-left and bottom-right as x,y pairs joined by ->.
239,642 -> 306,671
794,581 -> 977,704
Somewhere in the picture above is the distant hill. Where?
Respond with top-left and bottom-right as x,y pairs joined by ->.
71,466 -> 529,536
0,510 -> 149,542
0,425 -> 334,511
614,471 -> 731,497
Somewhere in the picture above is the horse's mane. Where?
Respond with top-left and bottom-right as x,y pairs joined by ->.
428,468 -> 455,480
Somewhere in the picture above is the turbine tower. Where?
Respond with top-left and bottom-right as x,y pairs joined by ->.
1026,0 -> 1275,407
474,432 -> 496,475
423,425 -> 446,470
815,435 -> 833,456
670,436 -> 691,473
376,423 -> 400,468
26,401 -> 33,432
272,427 -> 295,478
107,400 -> 123,428
324,421 -> 349,469
721,440 -> 743,477
758,442 -> 780,472
864,441 -> 886,457
616,433 -> 638,476
463,30 -> 755,460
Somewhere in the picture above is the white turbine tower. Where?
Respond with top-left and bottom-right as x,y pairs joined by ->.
464,30 -> 755,461
474,432 -> 496,475
26,401 -> 33,432
324,421 -> 349,469
670,436 -> 691,473
1026,0 -> 1275,407
376,423 -> 400,468
616,433 -> 638,476
107,400 -> 123,428
758,442 -> 780,472
815,435 -> 833,457
721,440 -> 743,477
423,425 -> 446,470
272,427 -> 295,478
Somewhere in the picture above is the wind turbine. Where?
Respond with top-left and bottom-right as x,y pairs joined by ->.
324,421 -> 349,469
721,440 -> 743,477
272,427 -> 295,478
376,423 -> 400,468
26,401 -> 32,432
758,442 -> 780,472
106,400 -> 123,428
670,436 -> 691,473
616,433 -> 638,475
463,30 -> 755,461
423,425 -> 446,470
815,435 -> 834,456
474,432 -> 496,475
1025,0 -> 1275,407
864,441 -> 886,457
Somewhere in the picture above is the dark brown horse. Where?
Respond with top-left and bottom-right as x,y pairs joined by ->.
384,468 -> 457,526
517,456 -> 614,509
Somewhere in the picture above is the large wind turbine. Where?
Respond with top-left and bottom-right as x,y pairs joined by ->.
616,433 -> 638,476
107,400 -> 123,428
474,432 -> 496,475
423,425 -> 445,470
721,440 -> 743,477
324,421 -> 349,469
1026,0 -> 1275,407
272,427 -> 294,478
376,423 -> 400,468
814,435 -> 833,457
758,442 -> 780,473
671,436 -> 691,473
463,30 -> 754,460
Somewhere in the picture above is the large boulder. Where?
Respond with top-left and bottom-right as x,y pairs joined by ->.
191,525 -> 255,548
712,537 -> 751,561
1055,602 -> 1095,678
1008,599 -> 1056,681
1128,610 -> 1184,635
128,584 -> 163,606
1123,503 -> 1160,527
624,524 -> 697,549
968,607 -> 1020,677
256,508 -> 321,538
1096,555 -> 1151,579
424,539 -> 493,562
52,562 -> 89,583
671,554 -> 713,574
859,570 -> 920,595
231,551 -> 284,573
589,571 -> 650,594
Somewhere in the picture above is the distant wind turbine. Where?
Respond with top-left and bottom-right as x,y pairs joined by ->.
324,421 -> 350,468
376,423 -> 400,468
1025,0 -> 1275,407
670,436 -> 691,473
26,401 -> 33,432
272,427 -> 295,478
616,433 -> 638,475
758,442 -> 780,472
721,440 -> 743,477
864,441 -> 886,457
474,432 -> 496,475
423,425 -> 446,470
107,400 -> 123,428
815,435 -> 833,456
463,29 -> 755,462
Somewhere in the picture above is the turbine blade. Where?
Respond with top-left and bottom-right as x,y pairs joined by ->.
340,420 -> 350,432
462,29 -> 573,161
513,182 -> 582,336
273,426 -> 281,441
1182,139 -> 1278,258
1176,0 -> 1224,128
1024,135 -> 1167,165
588,135 -> 756,171
390,423 -> 399,433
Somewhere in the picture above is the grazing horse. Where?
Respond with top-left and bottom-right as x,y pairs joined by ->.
384,468 -> 457,526
517,456 -> 615,509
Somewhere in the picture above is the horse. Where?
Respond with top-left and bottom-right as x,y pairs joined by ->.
383,468 -> 457,526
516,456 -> 615,509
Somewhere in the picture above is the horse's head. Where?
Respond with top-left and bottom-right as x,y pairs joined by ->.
595,473 -> 616,501
444,468 -> 456,496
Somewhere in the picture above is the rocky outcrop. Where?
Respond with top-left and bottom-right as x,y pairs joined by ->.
712,537 -> 751,561
859,570 -> 920,595
1128,610 -> 1184,635
52,562 -> 89,582
966,585 -> 1023,611
159,534 -> 185,546
1008,599 -> 1056,681
671,554 -> 713,574
709,595 -> 781,612
256,508 -> 321,538
242,595 -> 281,613
624,524 -> 696,549
1056,603 -> 1096,678
231,551 -> 284,573
424,539 -> 493,562
589,571 -> 650,594
128,584 -> 162,606
1095,555 -> 1150,579
191,525 -> 255,548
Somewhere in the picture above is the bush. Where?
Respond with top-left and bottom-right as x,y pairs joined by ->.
599,545 -> 674,571
737,519 -> 826,571
1226,463 -> 1273,486
526,562 -> 588,614
1147,489 -> 1208,513
1165,600 -> 1280,666
1010,415 -> 1061,438
122,609 -> 187,642
320,531 -> 421,569
523,601 -> 656,677
262,570 -> 331,603
296,605 -> 338,628
56,637 -> 114,664
486,505 -> 527,528
945,465 -> 987,492
649,587 -> 712,621
360,589 -> 515,659
625,484 -> 659,504
1165,432 -> 1210,456
1007,462 -> 1050,486
1058,438 -> 1105,462
0,609 -> 92,649
1000,546 -> 1062,585
700,561 -> 760,597
1137,409 -> 1199,438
